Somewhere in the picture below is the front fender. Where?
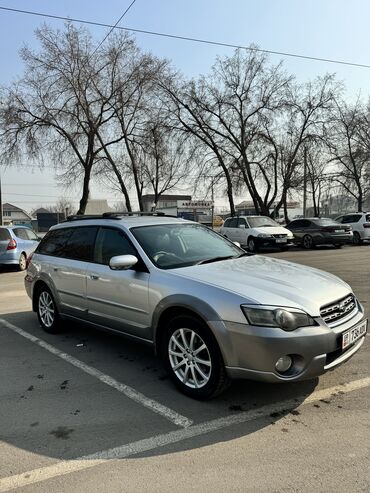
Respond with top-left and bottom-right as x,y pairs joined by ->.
152,294 -> 237,366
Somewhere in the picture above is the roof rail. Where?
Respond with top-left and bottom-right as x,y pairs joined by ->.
65,211 -> 180,222
102,211 -> 179,218
65,214 -> 113,222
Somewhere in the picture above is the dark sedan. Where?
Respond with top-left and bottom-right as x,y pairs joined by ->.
286,218 -> 353,249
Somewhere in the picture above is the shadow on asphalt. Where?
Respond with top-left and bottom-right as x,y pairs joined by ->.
0,310 -> 319,464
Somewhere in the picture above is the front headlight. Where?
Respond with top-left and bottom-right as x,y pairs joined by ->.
257,233 -> 273,238
241,305 -> 316,331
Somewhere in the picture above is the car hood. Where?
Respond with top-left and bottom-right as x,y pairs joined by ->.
252,226 -> 292,235
172,255 -> 351,316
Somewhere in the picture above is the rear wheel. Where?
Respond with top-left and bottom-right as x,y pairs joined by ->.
162,315 -> 230,399
36,286 -> 61,334
302,234 -> 314,249
18,253 -> 27,271
353,232 -> 363,246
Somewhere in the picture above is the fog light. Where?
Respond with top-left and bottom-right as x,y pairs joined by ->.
275,355 -> 293,373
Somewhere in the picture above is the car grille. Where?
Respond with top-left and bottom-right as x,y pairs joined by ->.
320,294 -> 358,327
272,234 -> 287,238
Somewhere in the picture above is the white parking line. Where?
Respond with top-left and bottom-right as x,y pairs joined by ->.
0,318 -> 193,429
1,376 -> 369,492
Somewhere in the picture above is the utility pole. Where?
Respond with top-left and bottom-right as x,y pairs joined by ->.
211,176 -> 215,230
303,146 -> 307,218
0,172 -> 3,226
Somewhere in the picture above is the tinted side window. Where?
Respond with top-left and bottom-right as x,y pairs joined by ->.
94,228 -> 137,265
0,229 -> 11,241
366,214 -> 370,222
223,218 -> 231,227
37,229 -> 73,256
13,228 -> 29,240
228,218 -> 238,228
288,220 -> 302,229
301,220 -> 311,228
62,227 -> 98,261
238,218 -> 247,227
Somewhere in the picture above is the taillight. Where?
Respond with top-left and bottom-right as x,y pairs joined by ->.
363,223 -> 370,229
6,239 -> 17,250
26,253 -> 34,269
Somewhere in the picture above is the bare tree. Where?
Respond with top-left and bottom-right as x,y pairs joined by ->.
326,97 -> 370,212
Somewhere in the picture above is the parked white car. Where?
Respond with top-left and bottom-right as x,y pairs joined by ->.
220,215 -> 295,252
335,212 -> 370,245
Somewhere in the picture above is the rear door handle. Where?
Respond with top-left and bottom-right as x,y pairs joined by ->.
90,275 -> 99,280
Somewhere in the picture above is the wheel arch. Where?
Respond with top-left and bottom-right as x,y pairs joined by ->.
32,278 -> 59,312
152,295 -> 234,364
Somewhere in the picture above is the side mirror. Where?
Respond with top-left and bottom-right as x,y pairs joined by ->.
239,224 -> 246,229
233,241 -> 241,248
109,254 -> 138,270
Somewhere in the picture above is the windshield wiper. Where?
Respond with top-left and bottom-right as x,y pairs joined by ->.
197,252 -> 249,265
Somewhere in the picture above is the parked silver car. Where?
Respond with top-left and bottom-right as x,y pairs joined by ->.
25,213 -> 367,399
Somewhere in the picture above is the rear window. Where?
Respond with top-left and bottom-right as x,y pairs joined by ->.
63,227 -> 98,261
0,229 -> 11,241
314,218 -> 339,226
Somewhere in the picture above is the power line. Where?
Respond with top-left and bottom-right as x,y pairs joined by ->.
90,0 -> 137,57
0,5 -> 370,69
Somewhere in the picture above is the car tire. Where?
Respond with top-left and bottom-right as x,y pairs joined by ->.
334,244 -> 342,249
302,235 -> 314,249
247,237 -> 257,252
161,315 -> 230,400
36,286 -> 61,334
18,253 -> 27,271
353,232 -> 363,246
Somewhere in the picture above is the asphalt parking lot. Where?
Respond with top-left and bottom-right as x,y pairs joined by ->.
0,245 -> 369,492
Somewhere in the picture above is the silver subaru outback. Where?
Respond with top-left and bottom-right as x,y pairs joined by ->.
25,213 -> 367,399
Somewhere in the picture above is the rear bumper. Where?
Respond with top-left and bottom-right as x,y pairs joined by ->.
0,250 -> 19,265
317,233 -> 353,245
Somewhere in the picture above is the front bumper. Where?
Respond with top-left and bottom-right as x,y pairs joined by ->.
255,237 -> 294,248
222,309 -> 366,382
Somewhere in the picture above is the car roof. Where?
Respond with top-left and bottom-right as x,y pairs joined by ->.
0,225 -> 30,229
51,215 -> 193,230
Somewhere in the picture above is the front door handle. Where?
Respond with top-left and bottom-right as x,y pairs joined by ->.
90,275 -> 99,280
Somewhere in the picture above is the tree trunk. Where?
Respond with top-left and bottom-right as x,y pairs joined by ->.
77,165 -> 92,215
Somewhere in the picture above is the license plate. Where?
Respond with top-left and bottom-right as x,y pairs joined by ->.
335,230 -> 344,233
276,238 -> 287,243
342,320 -> 367,349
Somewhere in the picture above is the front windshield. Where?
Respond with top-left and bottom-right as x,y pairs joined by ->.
248,216 -> 279,228
131,223 -> 243,269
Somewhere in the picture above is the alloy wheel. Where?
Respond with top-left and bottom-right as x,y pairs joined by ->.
168,328 -> 212,389
38,291 -> 55,328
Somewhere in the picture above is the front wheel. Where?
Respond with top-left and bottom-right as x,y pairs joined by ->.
162,315 -> 230,399
36,287 -> 61,334
247,237 -> 257,252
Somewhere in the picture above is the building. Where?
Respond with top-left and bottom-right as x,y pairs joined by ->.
84,199 -> 113,215
235,200 -> 302,219
2,203 -> 32,226
142,194 -> 192,212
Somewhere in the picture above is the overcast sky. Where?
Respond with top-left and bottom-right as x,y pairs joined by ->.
1,0 -> 370,211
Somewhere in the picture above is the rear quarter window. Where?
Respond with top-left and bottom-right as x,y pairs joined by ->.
37,228 -> 73,257
13,228 -> 29,240
0,229 -> 11,241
